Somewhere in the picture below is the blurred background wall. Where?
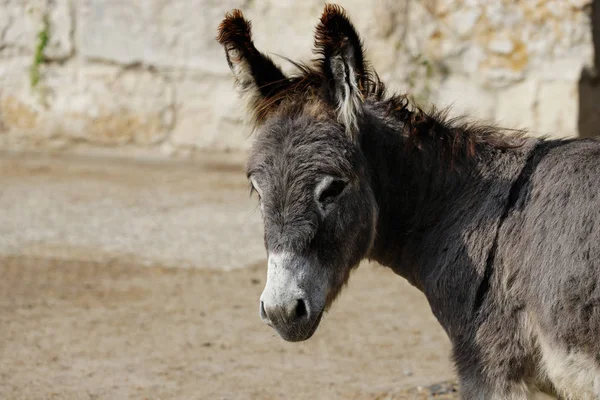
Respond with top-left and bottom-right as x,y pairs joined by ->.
0,0 -> 596,160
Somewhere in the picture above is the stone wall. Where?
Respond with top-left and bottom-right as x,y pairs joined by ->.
0,0 -> 594,159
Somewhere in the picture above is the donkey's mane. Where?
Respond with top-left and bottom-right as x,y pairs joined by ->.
256,58 -> 525,169
383,95 -> 527,168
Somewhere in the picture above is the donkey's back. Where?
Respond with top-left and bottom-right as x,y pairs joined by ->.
481,138 -> 600,399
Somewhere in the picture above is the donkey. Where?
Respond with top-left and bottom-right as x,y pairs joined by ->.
217,5 -> 600,399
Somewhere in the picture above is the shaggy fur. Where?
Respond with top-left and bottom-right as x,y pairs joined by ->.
218,5 -> 600,399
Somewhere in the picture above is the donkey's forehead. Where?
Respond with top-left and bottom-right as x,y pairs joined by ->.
246,114 -> 357,178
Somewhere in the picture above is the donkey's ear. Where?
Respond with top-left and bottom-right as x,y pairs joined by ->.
217,10 -> 287,122
314,4 -> 367,136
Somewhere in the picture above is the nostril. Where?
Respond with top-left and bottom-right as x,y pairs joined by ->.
295,299 -> 308,320
260,301 -> 267,320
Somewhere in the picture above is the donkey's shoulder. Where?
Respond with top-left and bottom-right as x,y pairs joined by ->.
531,137 -> 600,189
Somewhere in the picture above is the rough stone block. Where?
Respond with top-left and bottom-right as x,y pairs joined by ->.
46,0 -> 74,60
539,58 -> 590,82
0,64 -> 174,147
0,0 -> 42,56
0,0 -> 73,60
434,76 -> 497,121
536,81 -> 579,138
170,77 -> 248,151
495,79 -> 537,131
78,0 -> 258,73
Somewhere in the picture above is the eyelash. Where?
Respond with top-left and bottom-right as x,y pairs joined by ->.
249,184 -> 261,200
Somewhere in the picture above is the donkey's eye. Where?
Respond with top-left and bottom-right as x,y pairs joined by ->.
318,179 -> 347,204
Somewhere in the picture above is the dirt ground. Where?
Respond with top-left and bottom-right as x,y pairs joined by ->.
0,257 -> 456,399
0,153 -> 456,399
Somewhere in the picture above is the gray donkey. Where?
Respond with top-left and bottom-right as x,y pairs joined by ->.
217,5 -> 600,399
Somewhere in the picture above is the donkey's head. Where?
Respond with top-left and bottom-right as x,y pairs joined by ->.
217,5 -> 379,341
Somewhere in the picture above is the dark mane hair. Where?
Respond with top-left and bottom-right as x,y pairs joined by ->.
383,96 -> 527,169
250,55 -> 526,170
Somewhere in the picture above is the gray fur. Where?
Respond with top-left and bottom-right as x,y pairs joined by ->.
218,5 -> 600,399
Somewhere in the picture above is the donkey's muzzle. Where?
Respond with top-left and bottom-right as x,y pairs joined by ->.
259,251 -> 325,341
260,298 -> 307,324
259,298 -> 322,342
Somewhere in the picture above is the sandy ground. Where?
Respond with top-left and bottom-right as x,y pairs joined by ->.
0,153 -> 456,399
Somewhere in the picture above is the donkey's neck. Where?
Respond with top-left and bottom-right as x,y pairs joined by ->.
361,103 -> 535,296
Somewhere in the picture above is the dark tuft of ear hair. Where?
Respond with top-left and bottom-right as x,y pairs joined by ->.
313,4 -> 368,137
216,10 -> 252,55
314,4 -> 366,81
217,9 -> 288,120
